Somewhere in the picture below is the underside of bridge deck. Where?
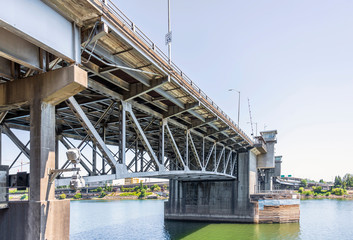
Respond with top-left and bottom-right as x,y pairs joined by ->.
0,0 -> 258,238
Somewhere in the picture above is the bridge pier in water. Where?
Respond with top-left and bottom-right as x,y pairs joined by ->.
165,135 -> 300,224
165,152 -> 256,222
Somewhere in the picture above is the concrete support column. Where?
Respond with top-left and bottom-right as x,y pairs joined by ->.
0,66 -> 87,240
0,126 -> 2,165
28,99 -> 70,239
29,99 -> 55,201
237,151 -> 250,210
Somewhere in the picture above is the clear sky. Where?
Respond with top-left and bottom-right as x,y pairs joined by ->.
1,1 -> 352,182
111,0 -> 353,181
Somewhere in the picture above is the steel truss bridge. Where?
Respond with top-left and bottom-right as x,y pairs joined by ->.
0,0 -> 253,182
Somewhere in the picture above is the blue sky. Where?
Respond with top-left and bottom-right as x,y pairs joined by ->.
1,0 -> 352,181
111,0 -> 353,181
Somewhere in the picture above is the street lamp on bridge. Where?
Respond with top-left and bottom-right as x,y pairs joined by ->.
228,89 -> 241,127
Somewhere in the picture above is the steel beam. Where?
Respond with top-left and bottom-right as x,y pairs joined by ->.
1,124 -> 30,159
204,143 -> 215,170
0,0 -> 81,63
165,123 -> 187,170
224,151 -> 232,174
83,60 -> 130,91
124,77 -> 169,101
0,57 -> 12,79
124,102 -> 163,170
66,96 -> 117,168
0,28 -> 41,70
188,132 -> 202,168
9,140 -> 30,170
164,102 -> 199,118
206,127 -> 229,137
215,147 -> 225,172
190,117 -> 217,130
81,22 -> 109,47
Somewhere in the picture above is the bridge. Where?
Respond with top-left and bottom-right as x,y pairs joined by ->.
0,1 -> 299,239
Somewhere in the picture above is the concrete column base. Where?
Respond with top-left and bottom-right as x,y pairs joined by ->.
0,200 -> 70,240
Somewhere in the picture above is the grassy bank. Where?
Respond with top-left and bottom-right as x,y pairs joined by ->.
298,186 -> 353,200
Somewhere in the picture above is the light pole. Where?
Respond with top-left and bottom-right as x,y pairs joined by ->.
228,89 -> 240,127
166,0 -> 172,64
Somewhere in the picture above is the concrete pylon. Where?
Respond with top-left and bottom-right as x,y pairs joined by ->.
0,66 -> 87,239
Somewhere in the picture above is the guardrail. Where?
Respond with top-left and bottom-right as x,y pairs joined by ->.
97,0 -> 253,145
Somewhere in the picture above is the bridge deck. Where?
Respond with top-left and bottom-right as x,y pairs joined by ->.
0,0 -> 253,180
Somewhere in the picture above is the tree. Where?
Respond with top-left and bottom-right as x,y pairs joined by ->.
99,191 -> 107,198
151,184 -> 161,192
300,179 -> 307,188
139,189 -> 146,199
343,174 -> 353,187
319,179 -> 325,183
73,192 -> 82,199
334,176 -> 342,187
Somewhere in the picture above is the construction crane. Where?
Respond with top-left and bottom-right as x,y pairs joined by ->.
247,98 -> 254,137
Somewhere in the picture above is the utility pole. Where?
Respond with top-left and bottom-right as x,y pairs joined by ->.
228,89 -> 241,127
247,98 -> 254,136
166,0 -> 172,64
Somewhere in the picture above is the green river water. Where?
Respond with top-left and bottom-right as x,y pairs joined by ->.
70,199 -> 353,240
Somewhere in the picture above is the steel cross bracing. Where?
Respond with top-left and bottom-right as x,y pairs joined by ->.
0,0 -> 253,181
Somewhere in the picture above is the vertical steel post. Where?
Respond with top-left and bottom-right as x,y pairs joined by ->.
202,137 -> 205,168
140,150 -> 143,172
0,126 -> 2,165
214,143 -> 216,171
119,103 -> 126,165
135,141 -> 138,172
185,130 -> 188,168
102,126 -> 106,174
92,143 -> 97,175
159,120 -> 165,167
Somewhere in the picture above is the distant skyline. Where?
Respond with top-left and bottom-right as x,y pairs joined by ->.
112,0 -> 353,181
1,1 -> 352,182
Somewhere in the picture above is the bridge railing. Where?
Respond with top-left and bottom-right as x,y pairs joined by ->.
254,190 -> 296,195
99,0 -> 253,145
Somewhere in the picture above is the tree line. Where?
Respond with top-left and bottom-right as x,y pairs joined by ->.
334,174 -> 353,188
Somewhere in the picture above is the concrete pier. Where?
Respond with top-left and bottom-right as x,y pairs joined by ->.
0,66 -> 87,239
165,132 -> 300,224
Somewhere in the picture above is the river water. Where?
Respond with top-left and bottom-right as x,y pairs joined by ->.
70,199 -> 353,240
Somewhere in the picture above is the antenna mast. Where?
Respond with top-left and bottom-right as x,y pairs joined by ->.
247,98 -> 254,137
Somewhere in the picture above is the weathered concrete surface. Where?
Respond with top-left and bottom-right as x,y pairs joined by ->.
0,200 -> 70,240
0,65 -> 87,110
165,179 -> 257,223
251,193 -> 300,223
0,65 -> 86,239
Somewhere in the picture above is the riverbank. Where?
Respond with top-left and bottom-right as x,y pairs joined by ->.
298,188 -> 353,200
56,183 -> 169,201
